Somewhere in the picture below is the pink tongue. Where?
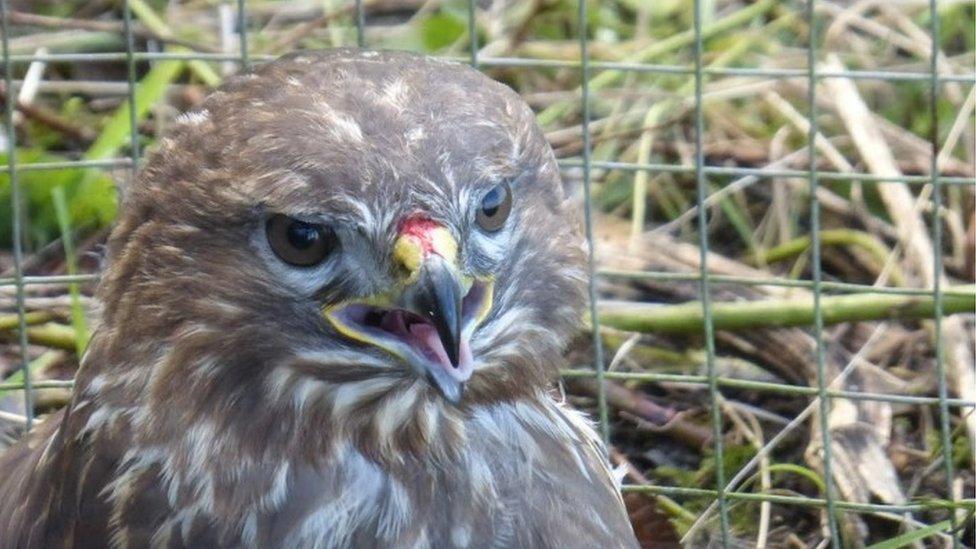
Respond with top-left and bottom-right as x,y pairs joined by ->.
408,323 -> 473,383
379,310 -> 408,334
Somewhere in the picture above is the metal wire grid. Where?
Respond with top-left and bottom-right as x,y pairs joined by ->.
0,0 -> 973,546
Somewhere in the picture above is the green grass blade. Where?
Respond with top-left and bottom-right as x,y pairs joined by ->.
865,520 -> 952,549
83,58 -> 184,162
766,463 -> 827,494
51,186 -> 89,357
71,56 -> 185,231
0,350 -> 61,401
128,0 -> 220,86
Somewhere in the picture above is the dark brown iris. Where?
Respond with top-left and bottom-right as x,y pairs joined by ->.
266,214 -> 337,267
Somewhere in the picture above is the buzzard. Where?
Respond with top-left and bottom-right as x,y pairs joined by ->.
0,50 -> 638,548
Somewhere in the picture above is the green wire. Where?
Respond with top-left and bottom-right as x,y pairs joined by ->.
692,0 -> 730,544
0,0 -> 33,430
805,0 -> 842,544
577,0 -> 609,444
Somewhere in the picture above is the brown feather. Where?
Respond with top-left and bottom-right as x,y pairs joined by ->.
0,50 -> 637,548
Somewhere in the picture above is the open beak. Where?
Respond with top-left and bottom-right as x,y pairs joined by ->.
403,256 -> 464,368
325,217 -> 492,403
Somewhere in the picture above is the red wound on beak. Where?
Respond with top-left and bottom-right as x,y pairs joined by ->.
397,216 -> 442,256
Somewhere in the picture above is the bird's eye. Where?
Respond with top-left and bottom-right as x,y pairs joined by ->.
475,182 -> 512,232
266,214 -> 337,267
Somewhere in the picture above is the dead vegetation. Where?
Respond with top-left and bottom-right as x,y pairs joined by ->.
0,0 -> 974,546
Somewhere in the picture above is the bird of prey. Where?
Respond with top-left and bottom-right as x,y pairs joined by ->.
0,49 -> 638,548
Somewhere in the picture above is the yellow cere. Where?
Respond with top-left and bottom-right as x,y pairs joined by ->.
392,236 -> 425,277
428,227 -> 459,264
392,226 -> 459,281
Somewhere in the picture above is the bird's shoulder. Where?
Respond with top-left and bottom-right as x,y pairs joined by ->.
0,404 -> 130,549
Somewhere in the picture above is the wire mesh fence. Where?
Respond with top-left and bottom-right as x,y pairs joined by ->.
1,0 -> 974,546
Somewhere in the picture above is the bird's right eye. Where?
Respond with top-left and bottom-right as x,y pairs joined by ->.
266,214 -> 337,267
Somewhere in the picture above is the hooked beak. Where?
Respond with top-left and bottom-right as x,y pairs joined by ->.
324,218 -> 492,404
403,256 -> 464,369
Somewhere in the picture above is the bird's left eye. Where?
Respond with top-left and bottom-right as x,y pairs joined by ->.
476,182 -> 513,232
266,214 -> 337,267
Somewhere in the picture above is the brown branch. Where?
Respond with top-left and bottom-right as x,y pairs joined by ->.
0,83 -> 93,143
8,11 -> 219,53
566,377 -> 714,449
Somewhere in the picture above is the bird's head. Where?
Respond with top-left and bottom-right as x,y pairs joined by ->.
90,50 -> 586,452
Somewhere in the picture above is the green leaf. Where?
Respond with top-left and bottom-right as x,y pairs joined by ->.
0,150 -> 116,247
1,19 -> 185,248
419,12 -> 466,51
